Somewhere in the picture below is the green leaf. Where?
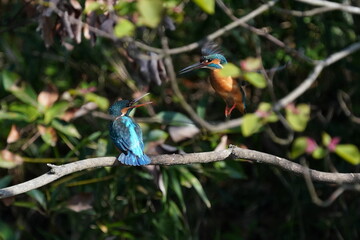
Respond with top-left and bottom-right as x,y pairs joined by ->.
137,0 -> 163,28
0,220 -> 16,240
241,113 -> 262,137
84,2 -> 103,14
88,97 -> 108,113
290,137 -> 307,159
27,189 -> 47,209
2,70 -> 19,90
9,103 -> 40,122
0,175 -> 12,188
196,95 -> 208,118
335,144 -> 360,165
258,102 -> 272,112
0,111 -> 28,121
2,70 -> 38,107
312,147 -> 326,159
241,57 -> 262,71
85,93 -> 109,111
243,72 -> 266,88
38,126 -> 57,146
219,63 -> 242,78
169,170 -> 186,211
286,104 -> 310,132
156,111 -> 193,126
192,0 -> 215,14
322,132 -> 331,146
114,19 -> 135,38
52,119 -> 81,138
44,101 -> 70,124
179,167 -> 211,208
146,129 -> 169,141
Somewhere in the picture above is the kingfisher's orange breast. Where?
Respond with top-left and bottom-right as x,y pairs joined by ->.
209,69 -> 245,113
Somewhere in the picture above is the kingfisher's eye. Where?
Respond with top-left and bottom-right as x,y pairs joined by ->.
201,59 -> 212,63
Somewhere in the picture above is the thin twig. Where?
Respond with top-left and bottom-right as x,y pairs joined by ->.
216,0 -> 314,64
273,6 -> 338,17
274,41 -> 360,111
296,0 -> 360,15
301,159 -> 360,207
337,90 -> 360,124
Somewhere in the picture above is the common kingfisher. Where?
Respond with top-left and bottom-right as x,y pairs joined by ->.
179,44 -> 246,117
109,94 -> 152,166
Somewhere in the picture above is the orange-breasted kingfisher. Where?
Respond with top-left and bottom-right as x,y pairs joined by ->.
179,44 -> 246,118
109,94 -> 152,166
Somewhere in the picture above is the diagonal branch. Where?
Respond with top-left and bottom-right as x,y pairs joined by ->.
132,0 -> 279,55
274,41 -> 360,111
296,0 -> 360,15
1,146 -> 360,199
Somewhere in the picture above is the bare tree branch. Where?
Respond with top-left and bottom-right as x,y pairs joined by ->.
274,6 -> 338,17
1,146 -> 360,199
296,0 -> 360,15
216,0 -> 314,64
274,41 -> 360,111
132,0 -> 279,55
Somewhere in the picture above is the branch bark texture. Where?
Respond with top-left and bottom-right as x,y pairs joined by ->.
1,146 -> 360,199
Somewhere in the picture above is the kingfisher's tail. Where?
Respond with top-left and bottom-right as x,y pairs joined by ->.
118,152 -> 151,166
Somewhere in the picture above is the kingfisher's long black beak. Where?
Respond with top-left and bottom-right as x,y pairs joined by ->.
179,62 -> 205,74
129,93 -> 150,106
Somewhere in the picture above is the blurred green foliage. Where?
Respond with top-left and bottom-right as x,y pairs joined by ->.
1,0 -> 360,239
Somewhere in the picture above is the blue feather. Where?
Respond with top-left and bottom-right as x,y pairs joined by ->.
109,99 -> 151,166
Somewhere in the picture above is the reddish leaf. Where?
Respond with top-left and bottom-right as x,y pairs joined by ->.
305,138 -> 318,154
328,137 -> 341,152
7,124 -> 21,144
67,192 -> 93,212
37,84 -> 59,108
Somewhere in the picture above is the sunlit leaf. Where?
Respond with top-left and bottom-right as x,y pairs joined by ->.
179,167 -> 211,208
114,19 -> 135,38
27,189 -> 47,210
312,147 -> 326,159
44,101 -> 70,124
290,137 -> 307,159
51,119 -> 81,138
156,111 -> 193,126
9,103 -> 40,122
258,102 -> 272,112
285,104 -> 310,132
335,144 -> 360,165
192,0 -> 215,14
243,72 -> 266,88
322,132 -> 331,146
2,70 -> 38,107
84,1 -> 103,14
241,113 -> 262,137
85,92 -> 109,111
240,57 -> 262,71
219,63 -> 242,78
0,111 -> 28,121
137,0 -> 163,28
38,125 -> 58,146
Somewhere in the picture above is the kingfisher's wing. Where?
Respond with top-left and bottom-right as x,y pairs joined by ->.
109,117 -> 144,157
